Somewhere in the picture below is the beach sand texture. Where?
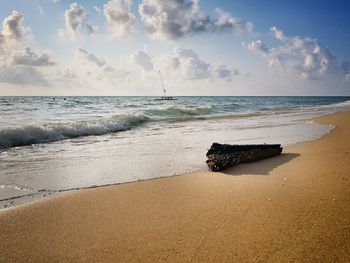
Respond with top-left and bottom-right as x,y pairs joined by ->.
1,111 -> 349,262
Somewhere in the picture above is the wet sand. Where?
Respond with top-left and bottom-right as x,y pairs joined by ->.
1,111 -> 349,262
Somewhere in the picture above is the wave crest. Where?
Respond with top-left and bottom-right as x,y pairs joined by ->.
0,114 -> 149,149
145,106 -> 216,117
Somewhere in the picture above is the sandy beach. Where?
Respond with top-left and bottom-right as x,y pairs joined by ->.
1,111 -> 349,262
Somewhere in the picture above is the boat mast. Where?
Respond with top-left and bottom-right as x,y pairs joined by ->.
158,70 -> 166,98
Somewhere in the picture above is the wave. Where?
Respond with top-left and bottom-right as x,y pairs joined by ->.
0,114 -> 149,149
145,106 -> 216,117
215,103 -> 242,112
0,110 -> 267,149
319,99 -> 350,109
275,99 -> 350,115
2,98 -> 348,150
205,112 -> 266,120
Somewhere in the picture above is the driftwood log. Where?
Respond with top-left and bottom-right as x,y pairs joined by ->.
206,143 -> 283,172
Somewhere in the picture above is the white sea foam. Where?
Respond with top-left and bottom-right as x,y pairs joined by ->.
0,114 -> 149,149
1,96 -> 350,207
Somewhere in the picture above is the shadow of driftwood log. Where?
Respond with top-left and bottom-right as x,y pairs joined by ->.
222,153 -> 300,176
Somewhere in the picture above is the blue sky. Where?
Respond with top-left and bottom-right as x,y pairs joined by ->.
0,0 -> 349,95
212,0 -> 350,59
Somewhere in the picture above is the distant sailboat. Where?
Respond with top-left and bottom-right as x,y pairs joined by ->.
158,70 -> 175,100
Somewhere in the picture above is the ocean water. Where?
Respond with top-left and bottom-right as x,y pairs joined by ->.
1,96 -> 350,208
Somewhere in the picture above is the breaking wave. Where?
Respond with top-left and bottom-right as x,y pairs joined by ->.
145,106 -> 217,117
0,114 -> 150,149
2,98 -> 349,150
320,99 -> 350,109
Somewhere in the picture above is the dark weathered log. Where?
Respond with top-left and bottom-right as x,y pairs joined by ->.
206,143 -> 283,172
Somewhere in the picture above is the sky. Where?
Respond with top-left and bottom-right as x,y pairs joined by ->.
0,0 -> 349,96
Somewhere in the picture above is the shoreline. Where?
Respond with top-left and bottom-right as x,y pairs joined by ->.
1,110 -> 349,262
0,110 -> 340,211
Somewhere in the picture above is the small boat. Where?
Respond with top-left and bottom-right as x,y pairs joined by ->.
156,70 -> 176,101
159,96 -> 174,100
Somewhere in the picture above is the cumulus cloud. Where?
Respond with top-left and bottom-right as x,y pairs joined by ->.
138,0 -> 253,40
270,26 -> 286,41
132,50 -> 154,71
139,0 -> 209,40
77,48 -> 107,68
161,47 -> 210,79
7,47 -> 56,67
52,69 -> 79,85
0,66 -> 48,85
0,11 -> 30,47
160,47 -> 238,81
103,0 -> 136,38
214,65 -> 239,80
245,26 -> 347,79
75,48 -> 128,82
57,69 -> 77,79
214,8 -> 253,33
63,3 -> 95,39
246,40 -> 269,54
0,46 -> 56,86
74,48 -> 133,84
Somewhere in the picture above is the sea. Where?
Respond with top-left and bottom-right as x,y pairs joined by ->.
1,96 -> 350,208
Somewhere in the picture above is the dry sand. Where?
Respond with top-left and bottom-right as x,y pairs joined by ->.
1,111 -> 349,262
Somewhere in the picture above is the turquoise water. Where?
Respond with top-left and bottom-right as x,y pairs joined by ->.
0,96 -> 349,208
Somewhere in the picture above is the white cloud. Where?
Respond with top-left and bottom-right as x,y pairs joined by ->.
138,0 -> 253,40
246,40 -> 269,54
270,26 -> 286,41
214,8 -> 253,33
245,26 -> 347,79
74,48 -> 133,83
103,0 -> 136,38
0,11 -> 31,47
132,50 -> 154,71
52,69 -> 80,87
63,3 -> 95,39
214,65 -> 239,81
0,66 -> 48,85
55,69 -> 77,80
0,46 -> 56,85
139,0 -> 210,40
159,47 -> 238,81
76,48 -> 107,68
7,47 -> 56,67
161,47 -> 210,79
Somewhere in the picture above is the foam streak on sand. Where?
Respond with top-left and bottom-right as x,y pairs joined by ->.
0,111 -> 349,262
